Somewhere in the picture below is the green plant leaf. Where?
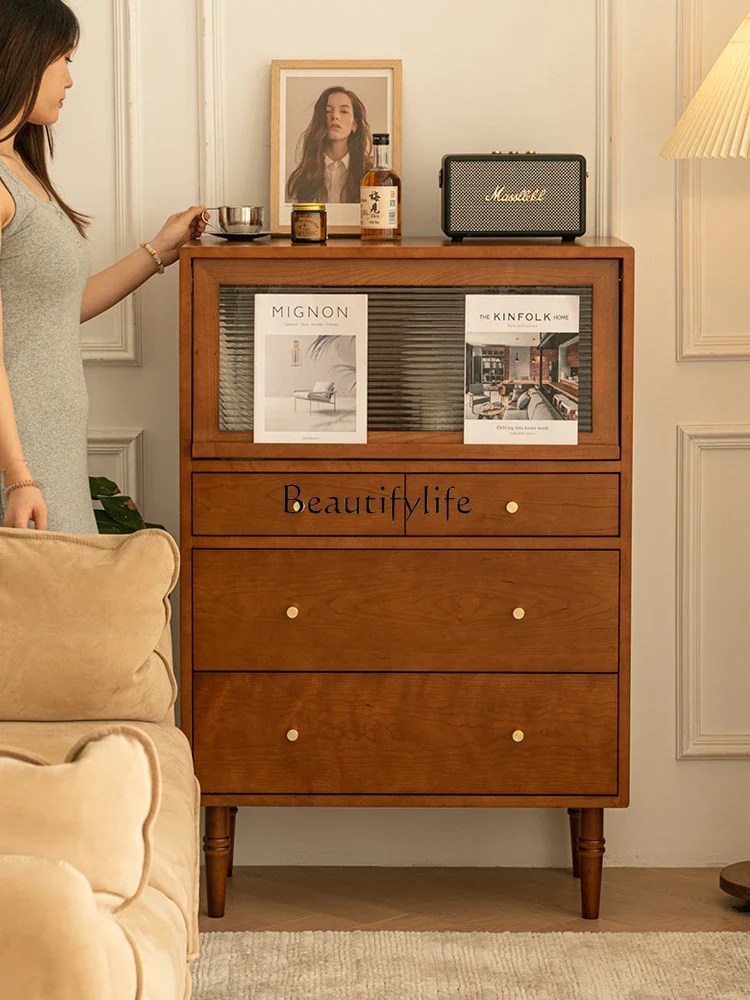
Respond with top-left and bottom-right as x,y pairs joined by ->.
94,509 -> 132,534
100,495 -> 147,532
145,522 -> 166,530
89,476 -> 121,499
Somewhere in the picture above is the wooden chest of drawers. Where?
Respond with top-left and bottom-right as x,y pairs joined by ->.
179,238 -> 634,921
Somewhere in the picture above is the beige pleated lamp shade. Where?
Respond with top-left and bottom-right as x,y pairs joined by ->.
662,13 -> 750,158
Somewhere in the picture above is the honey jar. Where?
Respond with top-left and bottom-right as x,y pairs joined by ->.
291,203 -> 327,244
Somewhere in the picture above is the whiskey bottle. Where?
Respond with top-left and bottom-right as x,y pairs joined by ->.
360,133 -> 401,240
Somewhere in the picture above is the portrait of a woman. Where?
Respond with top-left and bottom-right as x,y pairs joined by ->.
286,86 -> 373,205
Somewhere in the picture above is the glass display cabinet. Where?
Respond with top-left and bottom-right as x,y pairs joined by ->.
179,237 -> 634,920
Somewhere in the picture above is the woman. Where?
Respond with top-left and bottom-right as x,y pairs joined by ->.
0,0 -> 207,533
286,86 -> 373,204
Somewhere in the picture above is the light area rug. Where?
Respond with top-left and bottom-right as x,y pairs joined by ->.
192,930 -> 750,1000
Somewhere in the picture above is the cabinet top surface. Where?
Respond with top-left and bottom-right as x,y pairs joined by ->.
181,236 -> 633,261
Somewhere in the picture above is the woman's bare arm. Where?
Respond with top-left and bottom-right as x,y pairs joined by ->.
0,221 -> 48,529
0,229 -> 26,476
80,244 -> 164,323
80,205 -> 207,323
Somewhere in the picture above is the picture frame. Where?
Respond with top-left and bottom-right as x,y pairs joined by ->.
270,59 -> 402,236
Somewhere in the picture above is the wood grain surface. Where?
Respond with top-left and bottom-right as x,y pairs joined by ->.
194,672 -> 618,796
193,473 -> 406,536
192,471 -> 619,538
404,474 -> 619,536
192,548 -> 620,673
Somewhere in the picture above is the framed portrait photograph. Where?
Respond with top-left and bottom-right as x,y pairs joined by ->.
271,59 -> 402,236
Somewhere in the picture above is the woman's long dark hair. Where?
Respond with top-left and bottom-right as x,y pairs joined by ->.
287,87 -> 373,204
0,0 -> 89,235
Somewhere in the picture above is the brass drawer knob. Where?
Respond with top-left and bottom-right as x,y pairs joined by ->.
286,729 -> 299,742
512,730 -> 525,742
292,500 -> 304,512
506,501 -> 519,514
286,606 -> 299,619
512,607 -> 525,620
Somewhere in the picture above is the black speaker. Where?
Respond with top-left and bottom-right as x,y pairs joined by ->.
439,153 -> 587,241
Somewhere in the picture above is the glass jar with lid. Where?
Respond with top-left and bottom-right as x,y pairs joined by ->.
291,203 -> 327,244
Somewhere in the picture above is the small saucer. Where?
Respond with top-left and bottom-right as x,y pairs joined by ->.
208,231 -> 271,241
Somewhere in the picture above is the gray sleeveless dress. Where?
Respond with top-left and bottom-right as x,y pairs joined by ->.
0,158 -> 97,534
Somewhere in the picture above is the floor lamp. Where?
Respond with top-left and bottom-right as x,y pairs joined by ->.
661,12 -> 750,904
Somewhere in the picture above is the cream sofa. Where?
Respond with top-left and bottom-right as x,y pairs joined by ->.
0,526 -> 200,1000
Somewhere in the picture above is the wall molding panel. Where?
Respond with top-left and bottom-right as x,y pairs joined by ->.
197,0 -> 226,207
677,425 -> 750,758
82,0 -> 142,366
595,0 -> 621,237
197,0 -> 620,237
675,0 -> 750,360
87,428 -> 144,509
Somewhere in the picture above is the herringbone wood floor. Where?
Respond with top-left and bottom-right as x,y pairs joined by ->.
199,867 -> 750,932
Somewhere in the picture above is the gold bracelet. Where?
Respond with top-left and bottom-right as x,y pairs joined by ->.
140,240 -> 165,274
3,478 -> 43,497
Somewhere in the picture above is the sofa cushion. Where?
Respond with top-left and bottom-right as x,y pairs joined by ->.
0,860 -> 190,1000
0,855 -> 138,1000
114,884 -> 191,1000
527,391 -> 558,421
0,727 -> 160,912
0,527 -> 178,722
502,406 -> 527,421
0,719 -> 200,961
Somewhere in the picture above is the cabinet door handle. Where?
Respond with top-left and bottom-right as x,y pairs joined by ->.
292,500 -> 304,512
286,729 -> 299,742
512,607 -> 525,620
512,730 -> 525,743
286,606 -> 299,619
506,501 -> 519,514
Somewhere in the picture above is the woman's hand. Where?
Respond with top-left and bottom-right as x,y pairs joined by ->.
149,206 -> 208,268
3,485 -> 47,530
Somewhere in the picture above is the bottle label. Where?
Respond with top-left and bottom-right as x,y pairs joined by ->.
360,186 -> 398,229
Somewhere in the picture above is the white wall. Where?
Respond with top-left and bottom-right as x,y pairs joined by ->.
265,336 -> 356,398
54,0 -> 750,866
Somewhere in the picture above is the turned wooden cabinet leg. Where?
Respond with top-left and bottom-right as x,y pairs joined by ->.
204,806 -> 231,918
567,808 -> 581,878
578,808 -> 605,919
227,806 -> 238,878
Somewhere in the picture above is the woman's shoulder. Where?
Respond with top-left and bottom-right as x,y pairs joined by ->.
0,179 -> 14,230
0,160 -> 18,230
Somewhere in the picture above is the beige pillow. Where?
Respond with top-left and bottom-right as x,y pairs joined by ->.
0,855 -> 139,1000
0,527 -> 179,722
0,726 -> 160,912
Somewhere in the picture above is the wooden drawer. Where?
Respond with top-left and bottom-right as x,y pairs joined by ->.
193,473 -> 405,535
405,474 -> 619,536
193,549 -> 619,672
193,672 -> 618,795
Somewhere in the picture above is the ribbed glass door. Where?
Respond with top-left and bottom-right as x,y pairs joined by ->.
219,285 -> 594,434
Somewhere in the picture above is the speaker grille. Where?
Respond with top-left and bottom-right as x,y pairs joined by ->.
447,159 -> 583,234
